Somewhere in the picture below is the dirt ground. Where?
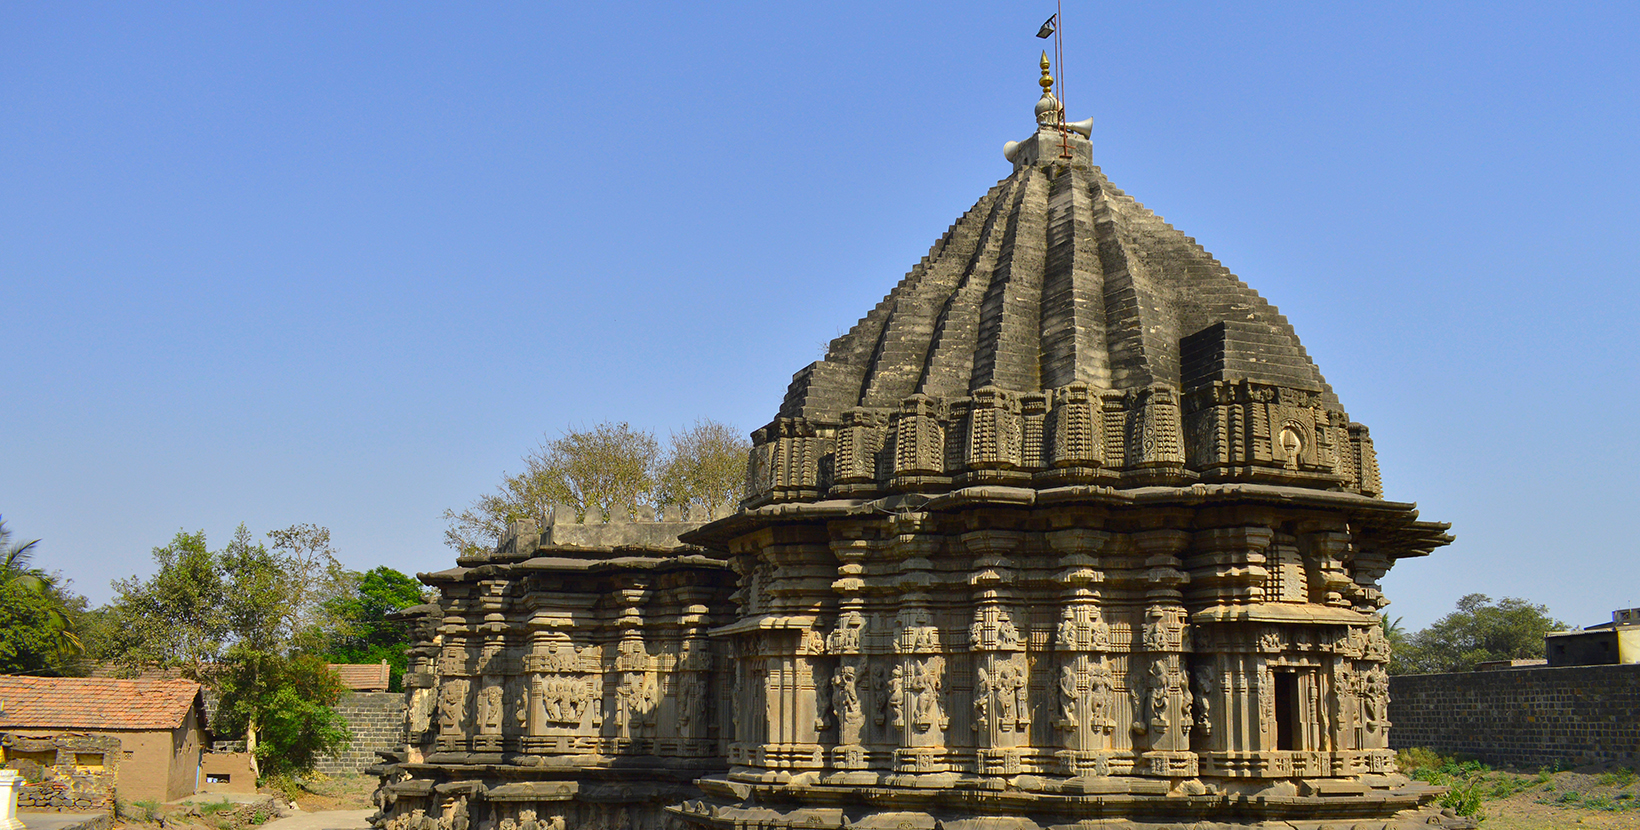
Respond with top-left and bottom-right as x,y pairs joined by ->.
273,774 -> 378,812
1429,763 -> 1640,828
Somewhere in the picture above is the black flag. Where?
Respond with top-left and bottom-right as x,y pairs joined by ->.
1037,14 -> 1056,38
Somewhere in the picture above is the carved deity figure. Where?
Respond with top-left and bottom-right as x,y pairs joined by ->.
1056,606 -> 1110,651
1055,664 -> 1078,730
1088,663 -> 1114,734
1259,629 -> 1284,653
1192,665 -> 1215,737
437,679 -> 468,733
1056,612 -> 1077,652
1134,661 -> 1171,735
833,663 -> 864,744
910,659 -> 947,733
478,684 -> 504,734
1143,619 -> 1170,652
974,667 -> 992,729
888,665 -> 906,729
1364,666 -> 1391,733
619,673 -> 659,736
517,810 -> 537,830
677,675 -> 704,731
828,612 -> 865,654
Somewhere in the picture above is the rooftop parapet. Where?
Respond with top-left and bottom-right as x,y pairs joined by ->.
470,504 -> 721,564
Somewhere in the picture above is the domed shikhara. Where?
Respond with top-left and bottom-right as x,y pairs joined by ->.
746,120 -> 1386,508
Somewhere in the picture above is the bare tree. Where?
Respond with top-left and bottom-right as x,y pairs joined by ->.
443,422 -> 660,555
658,418 -> 750,519
443,419 -> 749,555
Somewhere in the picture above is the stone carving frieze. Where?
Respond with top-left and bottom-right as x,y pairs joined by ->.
827,611 -> 866,655
1055,605 -> 1111,652
970,606 -> 1023,652
894,609 -> 942,653
523,643 -> 586,674
532,674 -> 595,726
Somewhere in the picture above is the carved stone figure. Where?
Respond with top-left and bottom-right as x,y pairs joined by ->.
1088,662 -> 1114,735
1055,664 -> 1077,731
478,684 -> 503,734
1364,666 -> 1391,733
974,667 -> 991,730
677,675 -> 704,731
909,659 -> 945,733
813,665 -> 832,733
437,680 -> 468,733
1193,665 -> 1215,738
833,663 -> 864,745
886,664 -> 907,729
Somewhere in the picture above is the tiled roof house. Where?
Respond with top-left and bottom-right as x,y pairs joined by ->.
0,677 -> 207,804
330,662 -> 391,692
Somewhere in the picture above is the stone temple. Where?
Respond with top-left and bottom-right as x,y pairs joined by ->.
373,58 -> 1460,830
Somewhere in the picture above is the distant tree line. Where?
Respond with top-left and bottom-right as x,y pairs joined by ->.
1385,594 -> 1568,675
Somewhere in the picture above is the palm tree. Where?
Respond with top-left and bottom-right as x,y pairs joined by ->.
1,515 -> 43,588
0,516 -> 84,668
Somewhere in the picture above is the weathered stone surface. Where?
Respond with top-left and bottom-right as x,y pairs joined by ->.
376,68 -> 1458,830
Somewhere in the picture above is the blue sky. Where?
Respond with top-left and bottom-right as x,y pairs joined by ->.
3,2 -> 1635,631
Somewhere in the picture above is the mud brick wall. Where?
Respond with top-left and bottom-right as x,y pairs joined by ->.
1390,664 -> 1640,768
318,691 -> 405,775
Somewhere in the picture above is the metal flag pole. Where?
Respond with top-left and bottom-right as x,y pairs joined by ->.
1056,0 -> 1070,158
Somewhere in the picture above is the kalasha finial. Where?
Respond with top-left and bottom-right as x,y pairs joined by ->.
1035,51 -> 1062,127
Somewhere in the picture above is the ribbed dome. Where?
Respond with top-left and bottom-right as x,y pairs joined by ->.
745,120 -> 1382,507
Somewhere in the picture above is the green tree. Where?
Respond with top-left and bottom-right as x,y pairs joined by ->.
444,419 -> 747,555
0,517 -> 84,674
1392,594 -> 1567,674
320,566 -> 429,691
107,529 -> 231,677
107,523 -> 351,672
211,646 -> 349,778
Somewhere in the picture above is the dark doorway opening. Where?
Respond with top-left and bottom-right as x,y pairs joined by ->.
1274,671 -> 1298,751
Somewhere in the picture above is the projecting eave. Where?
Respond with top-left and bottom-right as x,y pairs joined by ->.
685,483 -> 1450,560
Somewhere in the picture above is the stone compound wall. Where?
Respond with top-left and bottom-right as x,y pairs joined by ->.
318,691 -> 405,775
1390,664 -> 1640,769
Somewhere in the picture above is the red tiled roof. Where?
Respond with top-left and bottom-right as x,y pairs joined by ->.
329,662 -> 390,691
0,676 -> 202,730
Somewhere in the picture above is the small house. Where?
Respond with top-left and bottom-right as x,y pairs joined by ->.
0,676 -> 207,805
